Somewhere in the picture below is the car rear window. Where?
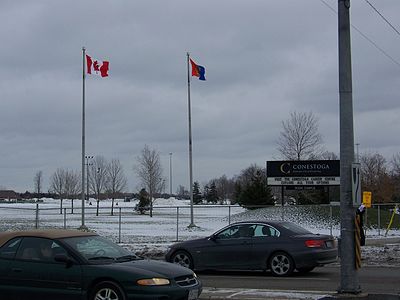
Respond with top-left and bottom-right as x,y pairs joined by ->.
280,222 -> 312,234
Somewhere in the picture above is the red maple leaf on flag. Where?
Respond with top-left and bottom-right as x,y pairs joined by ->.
93,61 -> 100,71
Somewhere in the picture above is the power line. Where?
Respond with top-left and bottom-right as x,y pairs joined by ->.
364,0 -> 400,37
318,0 -> 400,68
351,24 -> 400,68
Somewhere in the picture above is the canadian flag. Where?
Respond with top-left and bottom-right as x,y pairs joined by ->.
86,54 -> 109,77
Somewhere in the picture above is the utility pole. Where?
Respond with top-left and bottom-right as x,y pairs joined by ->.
338,0 -> 360,294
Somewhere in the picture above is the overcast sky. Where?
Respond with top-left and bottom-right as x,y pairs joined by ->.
1,0 -> 399,193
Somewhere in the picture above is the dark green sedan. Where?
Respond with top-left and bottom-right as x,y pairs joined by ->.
0,230 -> 201,300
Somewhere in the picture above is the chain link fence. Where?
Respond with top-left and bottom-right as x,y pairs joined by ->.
0,202 -> 399,245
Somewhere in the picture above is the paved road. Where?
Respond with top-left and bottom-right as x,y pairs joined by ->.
198,266 -> 400,297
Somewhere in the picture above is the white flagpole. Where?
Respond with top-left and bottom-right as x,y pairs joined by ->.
80,47 -> 87,229
187,52 -> 195,227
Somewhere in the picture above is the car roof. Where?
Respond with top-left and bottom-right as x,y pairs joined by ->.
230,220 -> 288,226
0,229 -> 98,247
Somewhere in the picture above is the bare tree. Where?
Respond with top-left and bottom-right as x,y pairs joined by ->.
135,145 -> 164,217
207,175 -> 235,204
106,159 -> 127,215
360,152 -> 392,203
391,153 -> 400,201
391,153 -> 400,176
176,185 -> 188,199
33,171 -> 43,195
319,151 -> 339,160
49,168 -> 66,214
65,170 -> 81,214
277,111 -> 323,160
89,156 -> 108,216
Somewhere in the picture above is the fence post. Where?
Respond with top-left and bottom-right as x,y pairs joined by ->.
176,207 -> 179,242
228,205 -> 231,225
35,203 -> 39,229
118,207 -> 122,244
377,205 -> 381,236
63,208 -> 67,229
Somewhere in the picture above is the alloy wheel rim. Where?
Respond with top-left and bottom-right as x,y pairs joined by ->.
95,288 -> 119,300
271,254 -> 290,275
174,253 -> 190,268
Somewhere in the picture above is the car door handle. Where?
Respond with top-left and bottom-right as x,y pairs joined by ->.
11,268 -> 22,273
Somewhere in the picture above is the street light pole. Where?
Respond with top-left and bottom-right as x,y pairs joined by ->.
169,152 -> 173,197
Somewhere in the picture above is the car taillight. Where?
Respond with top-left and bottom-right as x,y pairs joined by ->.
305,240 -> 325,248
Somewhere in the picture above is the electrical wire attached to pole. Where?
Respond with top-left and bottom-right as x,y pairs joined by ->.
364,0 -> 400,37
319,0 -> 400,68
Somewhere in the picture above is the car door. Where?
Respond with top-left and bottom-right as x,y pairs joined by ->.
0,237 -> 22,299
8,237 -> 83,300
201,224 -> 254,269
251,224 -> 281,268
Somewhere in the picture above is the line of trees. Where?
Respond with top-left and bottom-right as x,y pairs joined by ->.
47,156 -> 127,215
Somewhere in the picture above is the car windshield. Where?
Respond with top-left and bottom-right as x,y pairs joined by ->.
280,222 -> 312,234
61,235 -> 138,261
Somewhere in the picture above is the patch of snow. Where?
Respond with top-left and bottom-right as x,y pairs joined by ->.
0,198 -> 399,266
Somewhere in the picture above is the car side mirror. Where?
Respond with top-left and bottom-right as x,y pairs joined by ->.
54,254 -> 74,267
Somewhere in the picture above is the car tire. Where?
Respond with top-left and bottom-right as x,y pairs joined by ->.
170,250 -> 194,269
269,252 -> 294,277
90,281 -> 126,300
297,267 -> 315,274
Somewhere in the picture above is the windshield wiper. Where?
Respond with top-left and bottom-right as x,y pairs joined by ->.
88,256 -> 115,261
116,255 -> 140,262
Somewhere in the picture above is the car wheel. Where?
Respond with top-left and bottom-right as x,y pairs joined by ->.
297,267 -> 315,274
90,281 -> 126,300
171,250 -> 193,269
269,252 -> 294,277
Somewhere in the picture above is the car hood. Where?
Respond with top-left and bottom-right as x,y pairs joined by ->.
108,259 -> 194,278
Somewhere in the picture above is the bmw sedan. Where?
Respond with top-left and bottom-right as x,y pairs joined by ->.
166,221 -> 337,276
0,230 -> 201,300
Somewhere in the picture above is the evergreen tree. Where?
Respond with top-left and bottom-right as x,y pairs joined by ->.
203,185 -> 209,202
136,188 -> 150,214
237,169 -> 273,208
207,181 -> 219,204
193,181 -> 202,204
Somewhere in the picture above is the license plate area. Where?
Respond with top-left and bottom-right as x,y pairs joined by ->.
325,241 -> 333,248
188,289 -> 199,300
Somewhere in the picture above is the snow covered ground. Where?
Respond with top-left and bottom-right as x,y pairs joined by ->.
0,197 -> 399,266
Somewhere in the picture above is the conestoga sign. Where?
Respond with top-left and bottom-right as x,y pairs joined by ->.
266,160 -> 340,186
